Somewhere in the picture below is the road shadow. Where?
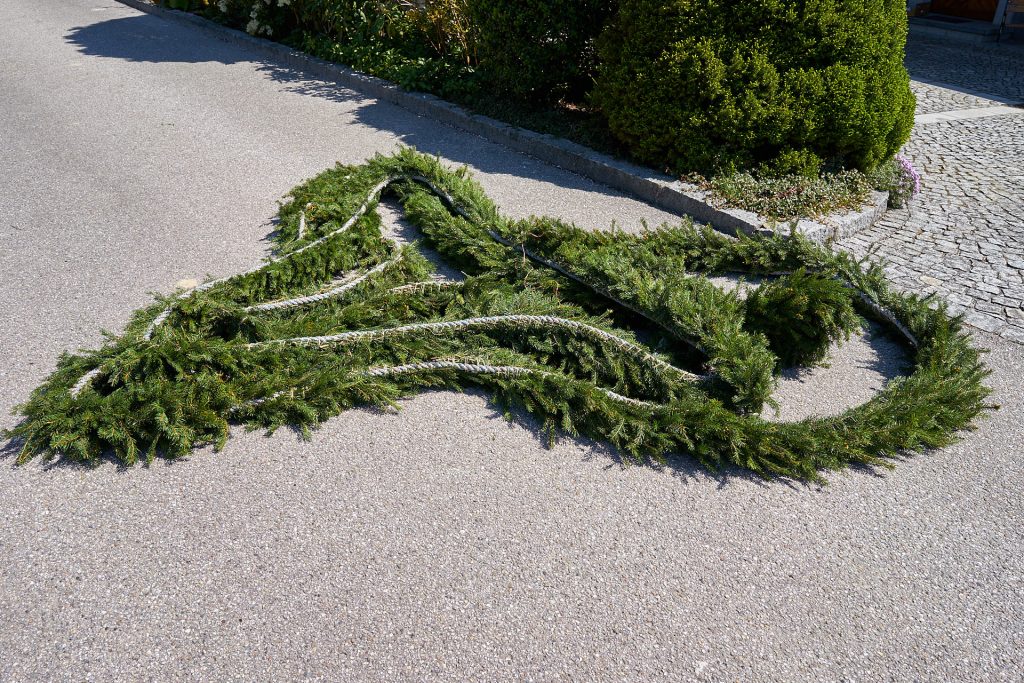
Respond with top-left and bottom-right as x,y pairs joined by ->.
64,14 -> 633,206
66,12 -> 254,64
905,34 -> 1024,103
356,387 -> 826,490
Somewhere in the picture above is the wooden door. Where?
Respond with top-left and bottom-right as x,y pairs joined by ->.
929,0 -> 999,21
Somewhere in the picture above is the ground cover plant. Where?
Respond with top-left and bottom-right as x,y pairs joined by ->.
6,150 -> 989,481
691,156 -> 922,221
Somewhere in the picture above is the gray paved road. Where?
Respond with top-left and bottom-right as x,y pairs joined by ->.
1,1 -> 1022,681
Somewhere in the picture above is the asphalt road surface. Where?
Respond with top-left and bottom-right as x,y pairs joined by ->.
1,1 -> 1022,681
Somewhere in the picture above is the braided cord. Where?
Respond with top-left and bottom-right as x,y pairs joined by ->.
367,361 -> 656,407
71,168 -> 913,400
244,254 -> 403,312
247,313 -> 702,382
238,360 -> 656,412
140,175 -> 398,341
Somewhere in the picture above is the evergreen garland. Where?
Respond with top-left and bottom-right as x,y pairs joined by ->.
5,149 -> 991,481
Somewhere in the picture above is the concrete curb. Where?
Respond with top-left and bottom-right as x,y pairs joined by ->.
115,0 -> 887,242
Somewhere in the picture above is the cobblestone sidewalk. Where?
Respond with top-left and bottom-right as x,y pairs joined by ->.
839,38 -> 1024,343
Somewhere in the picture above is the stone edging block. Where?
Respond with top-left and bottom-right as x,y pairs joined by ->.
115,0 -> 889,242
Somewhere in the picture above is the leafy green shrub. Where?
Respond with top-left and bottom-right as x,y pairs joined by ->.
219,1 -> 416,43
204,1 -> 478,95
408,0 -> 477,65
468,0 -> 617,104
744,269 -> 860,367
593,0 -> 916,176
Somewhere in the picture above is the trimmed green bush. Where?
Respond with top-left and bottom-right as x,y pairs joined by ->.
468,0 -> 617,104
593,0 -> 916,176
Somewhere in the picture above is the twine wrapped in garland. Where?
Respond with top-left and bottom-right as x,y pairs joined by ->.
6,149 -> 990,481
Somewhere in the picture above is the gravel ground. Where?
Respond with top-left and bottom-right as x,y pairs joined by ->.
1,1 -> 1022,681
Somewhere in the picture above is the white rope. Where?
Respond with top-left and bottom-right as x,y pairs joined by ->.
364,360 -> 533,378
483,228 -> 715,354
140,176 -> 397,341
244,254 -> 402,312
236,360 -> 657,412
386,280 -> 461,295
70,367 -> 103,397
247,314 -> 703,381
853,291 -> 919,348
70,170 -> 918,400
365,361 -> 657,408
75,177 -> 398,396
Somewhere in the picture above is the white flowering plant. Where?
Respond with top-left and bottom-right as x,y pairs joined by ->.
201,0 -> 300,38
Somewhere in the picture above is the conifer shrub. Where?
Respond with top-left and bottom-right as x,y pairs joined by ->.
468,0 -> 617,104
592,0 -> 916,176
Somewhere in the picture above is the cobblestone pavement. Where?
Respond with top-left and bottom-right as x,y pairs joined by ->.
839,39 -> 1024,343
910,80 -> 1010,114
905,37 -> 1024,102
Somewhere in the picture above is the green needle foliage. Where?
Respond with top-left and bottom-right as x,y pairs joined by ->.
744,269 -> 861,368
6,148 -> 990,481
